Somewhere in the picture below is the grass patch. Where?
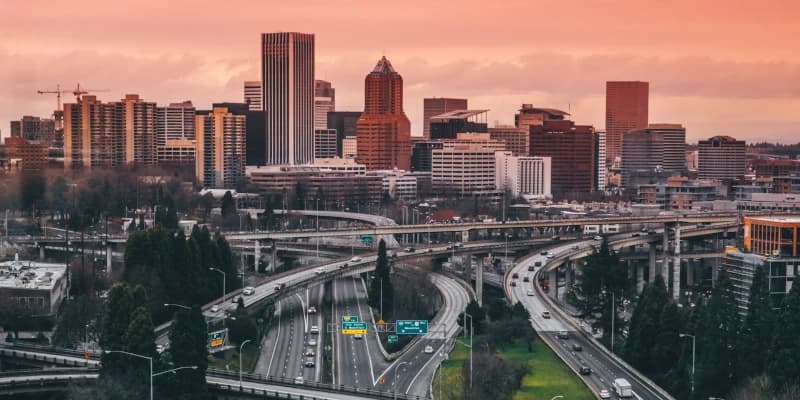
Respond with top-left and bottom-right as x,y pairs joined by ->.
432,338 -> 594,400
208,342 -> 260,372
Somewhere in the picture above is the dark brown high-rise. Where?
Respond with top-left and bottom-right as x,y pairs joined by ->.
530,120 -> 596,198
605,81 -> 649,163
356,57 -> 411,170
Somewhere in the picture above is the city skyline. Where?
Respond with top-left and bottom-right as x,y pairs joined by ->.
2,0 -> 800,143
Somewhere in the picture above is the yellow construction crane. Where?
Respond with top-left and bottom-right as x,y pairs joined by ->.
37,84 -> 109,130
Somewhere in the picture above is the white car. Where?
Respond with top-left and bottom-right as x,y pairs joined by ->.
351,256 -> 362,262
599,389 -> 611,399
307,338 -> 317,346
310,325 -> 319,334
423,345 -> 434,354
243,286 -> 255,296
210,304 -> 221,313
353,334 -> 363,340
294,376 -> 304,385
156,344 -> 165,354
526,290 -> 535,297
315,267 -> 325,275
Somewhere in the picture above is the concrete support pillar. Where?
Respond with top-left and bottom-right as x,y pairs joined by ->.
461,230 -> 469,243
39,244 -> 45,260
672,225 -> 681,300
662,225 -> 670,271
686,259 -> 694,288
565,262 -> 573,292
648,244 -> 657,281
254,240 -> 261,271
476,256 -> 484,306
106,244 -> 112,274
549,268 -> 557,300
637,263 -> 645,293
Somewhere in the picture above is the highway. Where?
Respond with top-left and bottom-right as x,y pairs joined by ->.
507,240 -> 674,400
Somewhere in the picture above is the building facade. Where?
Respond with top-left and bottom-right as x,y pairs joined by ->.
530,120 -> 596,197
356,57 -> 411,171
743,216 -> 800,257
195,106 -> 247,188
495,152 -> 552,198
10,116 -> 56,144
327,111 -> 361,157
314,129 -> 338,159
721,248 -> 798,314
262,32 -> 315,165
243,80 -> 263,111
621,124 -> 686,188
247,164 -> 381,206
605,81 -> 649,163
429,110 -> 488,140
637,177 -> 720,210
342,137 -> 358,159
595,130 -> 606,191
488,126 -> 529,156
423,98 -> 467,139
156,101 -> 196,169
0,259 -> 68,315
314,80 -> 335,131
515,105 -> 569,132
698,135 -> 746,181
774,174 -> 800,194
411,140 -> 444,172
431,134 -> 507,196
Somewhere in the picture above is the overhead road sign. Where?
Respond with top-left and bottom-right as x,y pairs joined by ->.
396,320 -> 428,335
342,321 -> 368,335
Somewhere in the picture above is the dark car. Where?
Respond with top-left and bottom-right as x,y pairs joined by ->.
523,276 -> 530,282
572,344 -> 583,352
511,281 -> 517,287
579,365 -> 592,375
512,273 -> 519,279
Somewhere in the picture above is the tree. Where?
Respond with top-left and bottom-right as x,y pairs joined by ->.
768,281 -> 800,392
624,275 -> 669,372
369,239 -> 393,314
651,302 -> 682,377
163,307 -> 211,400
293,181 -> 307,210
579,236 -> 628,315
221,190 -> 236,219
228,316 -> 258,346
695,272 -> 740,400
738,266 -> 775,380
20,171 -> 47,215
459,300 -> 486,334
461,349 -> 528,400
50,176 -> 69,220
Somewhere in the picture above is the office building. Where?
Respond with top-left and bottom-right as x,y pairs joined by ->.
697,135 -> 746,181
342,137 -> 358,159
18,141 -> 49,172
429,109 -> 488,140
314,80 -> 335,131
243,81 -> 263,111
488,126 -> 529,156
495,152 -> 552,198
686,150 -> 699,172
637,176 -> 720,210
356,56 -> 411,170
195,106 -> 247,188
0,258 -> 69,315
368,169 -> 418,202
10,116 -> 56,144
423,98 -> 467,139
621,124 -> 686,188
411,140 -> 444,172
327,111 -> 361,157
262,32 -> 315,165
721,248 -> 797,314
595,130 -> 606,191
750,159 -> 800,178
744,216 -> 800,257
737,193 -> 800,213
605,81 -> 649,163
314,129 -> 338,159
156,101 -> 196,169
515,105 -> 569,132
64,94 -> 157,169
773,174 -> 800,194
431,134 -> 507,195
530,120 -> 596,197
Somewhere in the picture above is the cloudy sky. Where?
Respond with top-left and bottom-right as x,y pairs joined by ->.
2,0 -> 799,142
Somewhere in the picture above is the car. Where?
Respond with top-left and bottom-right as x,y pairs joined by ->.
540,251 -> 548,256
572,245 -> 579,250
557,330 -> 569,339
304,348 -> 316,357
243,286 -> 255,296
210,304 -> 221,313
593,235 -> 602,240
156,344 -> 165,354
405,247 -> 416,252
231,296 -> 240,304
631,233 -> 640,237
534,261 -> 542,267
541,311 -> 551,319
572,343 -> 583,352
351,256 -> 362,262
307,338 -> 317,346
523,276 -> 530,282
579,365 -> 592,375
340,263 -> 348,269
304,357 -> 315,367
315,267 -> 325,275
307,306 -> 317,314
454,242 -> 464,248
353,333 -> 363,340
526,290 -> 535,296
274,283 -> 285,291
512,272 -> 519,279
426,248 -> 432,253
294,376 -> 304,385
310,325 -> 319,334
510,281 -> 517,287
388,251 -> 396,258
546,254 -> 554,259
599,389 -> 611,399
527,265 -> 535,271
423,345 -> 434,354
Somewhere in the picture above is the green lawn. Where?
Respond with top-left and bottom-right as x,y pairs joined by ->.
208,341 -> 260,372
432,338 -> 594,400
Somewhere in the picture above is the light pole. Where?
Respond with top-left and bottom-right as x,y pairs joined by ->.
209,267 -> 226,298
315,198 -> 320,259
380,278 -> 384,321
680,333 -> 696,396
164,303 -> 191,311
104,350 -> 152,400
393,361 -> 409,400
603,290 -> 616,352
239,339 -> 252,389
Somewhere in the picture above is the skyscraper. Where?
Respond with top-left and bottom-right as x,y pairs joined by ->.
195,106 -> 246,188
595,130 -> 606,191
621,124 -> 686,188
315,80 -> 336,131
243,81 -> 262,111
423,98 -> 467,139
530,120 -> 596,197
122,94 -> 157,166
605,81 -> 649,163
156,101 -> 196,169
356,57 -> 411,171
698,135 -> 746,181
262,32 -> 315,165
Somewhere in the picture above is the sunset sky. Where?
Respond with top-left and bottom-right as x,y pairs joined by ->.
2,0 -> 799,142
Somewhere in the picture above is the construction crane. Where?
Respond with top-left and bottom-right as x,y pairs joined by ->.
37,84 -> 69,130
71,83 -> 109,101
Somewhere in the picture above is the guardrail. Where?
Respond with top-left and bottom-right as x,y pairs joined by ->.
0,347 -> 97,368
0,368 -> 98,377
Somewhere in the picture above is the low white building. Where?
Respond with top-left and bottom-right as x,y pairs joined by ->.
0,256 -> 68,315
368,169 -> 418,202
495,152 -> 552,199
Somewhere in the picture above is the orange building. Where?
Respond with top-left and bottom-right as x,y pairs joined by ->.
356,57 -> 411,171
605,81 -> 649,163
743,216 -> 800,257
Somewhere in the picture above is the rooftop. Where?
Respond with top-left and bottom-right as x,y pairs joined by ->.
517,105 -> 570,117
0,259 -> 66,290
747,216 -> 800,224
371,56 -> 396,74
430,109 -> 490,122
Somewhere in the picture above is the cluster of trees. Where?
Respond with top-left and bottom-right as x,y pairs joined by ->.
123,225 -> 239,324
579,237 -> 630,341
622,268 -> 800,400
461,349 -> 529,400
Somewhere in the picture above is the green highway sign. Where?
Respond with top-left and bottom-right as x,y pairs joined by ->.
396,320 -> 428,335
361,235 -> 373,245
342,321 -> 368,335
342,315 -> 359,324
388,335 -> 398,344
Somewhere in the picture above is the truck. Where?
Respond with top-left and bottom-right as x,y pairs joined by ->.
612,378 -> 633,398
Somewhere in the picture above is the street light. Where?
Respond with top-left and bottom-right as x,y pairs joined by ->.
679,333 -> 696,396
164,303 -> 191,311
315,198 -> 320,259
209,267 -> 226,298
602,290 -> 616,353
103,350 -> 198,400
239,339 -> 252,389
393,361 -> 410,400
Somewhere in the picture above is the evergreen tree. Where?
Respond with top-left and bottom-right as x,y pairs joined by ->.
739,266 -> 775,379
767,282 -> 800,392
624,275 -> 669,372
164,307 -> 210,400
460,300 -> 486,334
369,239 -> 394,317
695,272 -> 740,400
651,302 -> 683,376
220,191 -> 236,219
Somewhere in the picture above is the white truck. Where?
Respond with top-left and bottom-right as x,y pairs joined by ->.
613,378 -> 633,398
